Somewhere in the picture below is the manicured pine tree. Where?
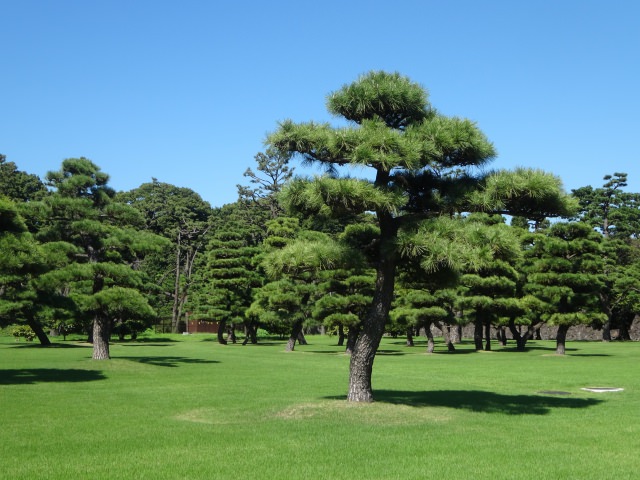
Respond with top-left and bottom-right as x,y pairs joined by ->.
269,71 -> 574,401
456,216 -> 522,351
0,196 -> 51,344
523,222 -> 606,355
391,288 -> 457,353
24,158 -> 167,359
190,211 -> 262,344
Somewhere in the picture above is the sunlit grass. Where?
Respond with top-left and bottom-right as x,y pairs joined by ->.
1,333 -> 639,479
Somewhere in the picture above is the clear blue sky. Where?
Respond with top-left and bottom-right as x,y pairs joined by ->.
2,0 -> 638,207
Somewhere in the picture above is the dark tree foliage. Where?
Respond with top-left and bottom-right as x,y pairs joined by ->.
0,155 -> 47,202
22,158 -> 167,359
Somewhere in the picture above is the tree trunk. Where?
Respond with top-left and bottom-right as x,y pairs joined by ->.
484,321 -> 492,351
228,324 -> 237,344
508,318 -> 523,350
242,322 -> 258,345
474,317 -> 483,351
337,325 -> 345,346
450,324 -> 461,344
172,234 -> 182,333
297,330 -> 308,345
406,327 -> 414,347
26,317 -> 51,346
345,327 -> 359,355
602,320 -> 612,342
497,326 -> 507,346
348,214 -> 396,402
92,315 -> 111,360
286,320 -> 304,352
217,320 -> 228,345
555,324 -> 570,355
434,321 -> 455,352
425,322 -> 435,354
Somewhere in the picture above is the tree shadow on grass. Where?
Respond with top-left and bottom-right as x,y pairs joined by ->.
0,368 -> 106,385
325,389 -> 602,415
115,337 -> 177,344
7,342 -> 89,349
118,356 -> 219,368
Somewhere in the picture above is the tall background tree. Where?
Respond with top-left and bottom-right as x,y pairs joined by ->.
116,180 -> 212,332
572,173 -> 640,340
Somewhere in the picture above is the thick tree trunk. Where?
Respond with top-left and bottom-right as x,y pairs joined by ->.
228,325 -> 237,344
347,217 -> 396,402
473,317 -> 483,351
450,324 -> 461,344
217,320 -> 228,345
297,330 -> 308,345
555,324 -> 570,355
26,317 -> 51,346
286,320 -> 304,352
92,315 -> 111,360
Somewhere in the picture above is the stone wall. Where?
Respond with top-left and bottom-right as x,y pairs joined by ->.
439,315 -> 639,342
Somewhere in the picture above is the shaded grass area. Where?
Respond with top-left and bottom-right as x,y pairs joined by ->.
1,334 -> 639,479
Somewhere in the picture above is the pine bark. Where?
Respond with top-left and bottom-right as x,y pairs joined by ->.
555,324 -> 569,355
92,315 -> 111,360
217,320 -> 228,345
347,213 -> 396,402
286,320 -> 304,352
474,317 -> 483,351
425,322 -> 435,353
484,321 -> 492,351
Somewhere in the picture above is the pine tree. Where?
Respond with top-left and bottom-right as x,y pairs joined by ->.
523,222 -> 606,354
24,158 -> 167,359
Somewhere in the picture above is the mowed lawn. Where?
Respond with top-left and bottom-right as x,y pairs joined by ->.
1,333 -> 639,479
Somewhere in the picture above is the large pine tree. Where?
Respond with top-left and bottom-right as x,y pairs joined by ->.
268,71 -> 572,401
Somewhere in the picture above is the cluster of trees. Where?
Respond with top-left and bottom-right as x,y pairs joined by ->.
2,72 -> 639,402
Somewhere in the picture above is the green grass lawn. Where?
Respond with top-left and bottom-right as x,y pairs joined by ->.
1,333 -> 639,479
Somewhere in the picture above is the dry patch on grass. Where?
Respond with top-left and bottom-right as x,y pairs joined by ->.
274,400 -> 452,425
174,407 -> 257,425
174,401 -> 452,427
